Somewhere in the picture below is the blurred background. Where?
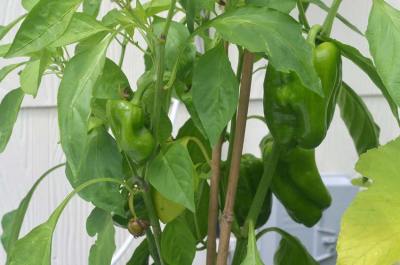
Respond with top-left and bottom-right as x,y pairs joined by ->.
1,0 -> 400,264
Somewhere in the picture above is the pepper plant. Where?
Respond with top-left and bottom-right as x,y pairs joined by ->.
1,0 -> 400,264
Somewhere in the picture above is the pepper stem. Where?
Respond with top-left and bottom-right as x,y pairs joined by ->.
321,0 -> 343,37
307,24 -> 322,46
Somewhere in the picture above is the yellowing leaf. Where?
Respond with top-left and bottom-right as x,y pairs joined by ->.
337,137 -> 400,265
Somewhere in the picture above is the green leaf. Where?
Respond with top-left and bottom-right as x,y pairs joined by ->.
143,0 -> 171,16
86,208 -> 116,265
70,126 -> 126,215
192,45 -> 239,146
1,164 -> 64,260
240,222 -> 263,265
0,63 -> 25,83
93,58 -> 130,100
0,15 -> 26,41
83,0 -> 102,17
147,142 -> 195,212
0,44 -> 11,57
126,239 -> 149,265
6,0 -> 81,57
337,137 -> 400,265
176,118 -> 212,165
209,6 -> 322,96
50,12 -> 110,48
22,0 -> 39,11
58,34 -> 111,177
20,53 -> 50,97
7,177 -> 125,265
273,229 -> 318,265
304,0 -> 363,36
338,82 -> 380,155
330,38 -> 400,124
0,88 -> 24,153
367,0 -> 400,108
161,217 -> 196,265
246,0 -> 296,13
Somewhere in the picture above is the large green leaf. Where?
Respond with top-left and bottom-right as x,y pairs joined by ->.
0,15 -> 26,41
93,58 -> 130,100
330,38 -> 400,124
209,6 -> 322,95
192,45 -> 239,146
83,0 -> 102,17
0,44 -> 11,57
50,12 -> 110,47
20,53 -> 50,97
337,137 -> 400,265
0,88 -> 24,153
366,0 -> 400,108
7,178 -> 125,265
240,222 -> 264,265
71,126 -> 126,216
86,208 -> 116,265
1,164 -> 64,262
58,34 -> 111,176
161,217 -> 196,265
338,83 -> 380,155
246,0 -> 296,13
126,239 -> 149,265
6,0 -> 82,57
147,142 -> 195,212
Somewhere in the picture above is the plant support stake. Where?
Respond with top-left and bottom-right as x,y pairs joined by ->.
216,51 -> 254,265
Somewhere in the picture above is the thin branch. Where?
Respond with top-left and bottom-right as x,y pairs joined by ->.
216,51 -> 254,265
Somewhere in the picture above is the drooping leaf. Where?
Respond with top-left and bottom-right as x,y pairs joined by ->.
22,0 -> 39,11
50,12 -> 110,48
126,239 -> 149,265
337,137 -> 400,265
7,177 -> 125,265
192,44 -> 239,146
240,222 -> 263,265
1,164 -> 64,261
71,126 -> 126,216
273,229 -> 318,265
161,217 -> 196,265
0,88 -> 24,153
86,208 -> 116,265
0,63 -> 25,83
246,0 -> 296,13
147,142 -> 195,212
366,0 -> 400,108
208,6 -> 322,95
329,38 -> 400,124
0,15 -> 26,41
338,82 -> 380,155
20,53 -> 50,97
6,0 -> 82,57
58,34 -> 111,176
93,58 -> 131,100
83,0 -> 102,17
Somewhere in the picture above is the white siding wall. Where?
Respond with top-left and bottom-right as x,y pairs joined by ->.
1,0 -> 399,264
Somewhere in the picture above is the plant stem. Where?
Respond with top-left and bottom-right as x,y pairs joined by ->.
142,184 -> 164,265
297,0 -> 310,29
321,0 -> 343,37
307,24 -> 322,46
206,135 -> 224,265
242,142 -> 281,236
216,51 -> 254,265
118,37 -> 128,67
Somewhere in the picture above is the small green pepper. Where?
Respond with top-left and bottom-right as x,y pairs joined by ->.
106,99 -> 155,163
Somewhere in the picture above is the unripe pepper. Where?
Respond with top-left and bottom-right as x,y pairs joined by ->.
262,136 -> 331,227
263,25 -> 342,149
106,99 -> 155,163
